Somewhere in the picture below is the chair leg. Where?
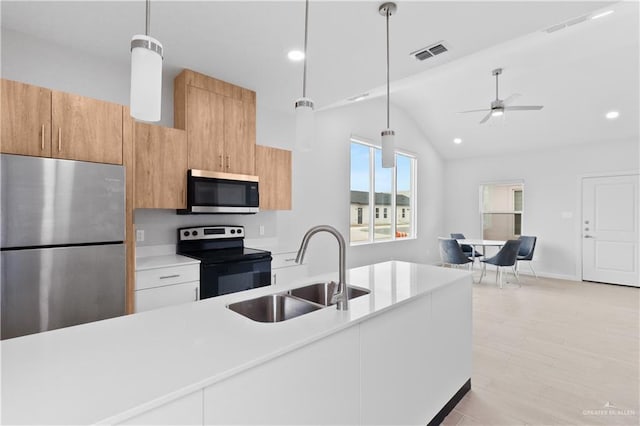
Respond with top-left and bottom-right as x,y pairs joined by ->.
512,266 -> 520,283
495,267 -> 499,284
529,262 -> 538,279
498,268 -> 503,289
480,263 -> 486,283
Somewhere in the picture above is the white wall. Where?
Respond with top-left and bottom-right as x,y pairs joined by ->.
278,99 -> 445,274
444,140 -> 639,280
2,28 -> 445,276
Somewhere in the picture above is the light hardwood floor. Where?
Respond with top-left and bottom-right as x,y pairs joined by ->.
442,270 -> 640,426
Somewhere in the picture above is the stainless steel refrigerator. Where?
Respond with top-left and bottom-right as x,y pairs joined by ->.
1,154 -> 126,340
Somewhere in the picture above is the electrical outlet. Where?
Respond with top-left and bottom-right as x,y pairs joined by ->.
136,229 -> 145,242
259,225 -> 265,236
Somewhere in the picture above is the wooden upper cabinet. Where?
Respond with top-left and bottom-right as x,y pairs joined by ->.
51,91 -> 123,164
224,96 -> 255,175
175,69 -> 256,175
1,79 -> 52,157
134,122 -> 187,209
186,86 -> 225,171
255,145 -> 292,211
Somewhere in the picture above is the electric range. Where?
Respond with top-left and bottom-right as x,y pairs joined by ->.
177,225 -> 272,299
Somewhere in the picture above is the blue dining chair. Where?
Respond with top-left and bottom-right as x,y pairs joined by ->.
450,233 -> 483,259
480,239 -> 522,288
439,238 -> 473,271
516,236 -> 538,279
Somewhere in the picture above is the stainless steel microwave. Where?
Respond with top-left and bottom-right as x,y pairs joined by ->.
178,170 -> 259,214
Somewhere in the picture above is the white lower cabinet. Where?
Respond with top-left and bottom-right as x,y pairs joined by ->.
270,251 -> 308,286
135,260 -> 200,313
135,281 -> 199,312
203,326 -> 360,425
117,390 -> 203,425
360,280 -> 472,425
360,294 -> 433,425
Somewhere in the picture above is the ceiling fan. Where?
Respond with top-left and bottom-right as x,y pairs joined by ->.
458,68 -> 544,124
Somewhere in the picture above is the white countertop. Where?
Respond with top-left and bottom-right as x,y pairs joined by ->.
0,261 -> 470,425
135,254 -> 200,271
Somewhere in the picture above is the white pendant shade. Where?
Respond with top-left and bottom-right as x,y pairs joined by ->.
381,129 -> 395,168
295,98 -> 314,152
130,35 -> 163,122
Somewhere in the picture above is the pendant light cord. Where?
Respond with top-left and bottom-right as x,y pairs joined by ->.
302,0 -> 309,98
386,8 -> 390,129
495,72 -> 499,100
145,0 -> 150,36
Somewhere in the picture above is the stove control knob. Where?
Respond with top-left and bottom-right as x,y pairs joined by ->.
237,228 -> 242,234
183,231 -> 190,237
192,230 -> 198,236
230,229 -> 236,234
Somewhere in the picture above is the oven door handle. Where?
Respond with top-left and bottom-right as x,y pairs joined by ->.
202,257 -> 272,268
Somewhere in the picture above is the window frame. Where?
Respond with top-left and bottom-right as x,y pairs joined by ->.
349,136 -> 417,246
479,181 -> 524,240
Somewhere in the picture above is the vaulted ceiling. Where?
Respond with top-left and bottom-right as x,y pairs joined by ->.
2,1 -> 636,159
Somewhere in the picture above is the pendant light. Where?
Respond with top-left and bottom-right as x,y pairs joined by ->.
379,2 -> 397,168
295,0 -> 314,152
130,0 -> 163,122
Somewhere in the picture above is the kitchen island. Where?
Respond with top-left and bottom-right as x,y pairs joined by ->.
1,261 -> 472,425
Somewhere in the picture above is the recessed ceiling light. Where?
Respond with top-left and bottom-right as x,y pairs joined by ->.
453,138 -> 462,144
591,10 -> 614,20
605,111 -> 620,119
287,50 -> 305,61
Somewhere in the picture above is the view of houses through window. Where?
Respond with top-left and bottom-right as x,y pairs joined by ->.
350,139 -> 416,244
480,183 -> 524,240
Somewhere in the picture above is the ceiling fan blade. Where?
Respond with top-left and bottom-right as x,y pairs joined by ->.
479,111 -> 493,124
458,108 -> 491,114
504,105 -> 544,111
503,93 -> 521,106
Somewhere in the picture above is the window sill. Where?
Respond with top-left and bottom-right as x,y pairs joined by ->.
350,235 -> 417,247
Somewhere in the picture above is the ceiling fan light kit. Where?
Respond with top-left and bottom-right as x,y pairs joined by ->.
380,2 -> 397,168
458,67 -> 544,124
130,0 -> 163,122
294,0 -> 315,152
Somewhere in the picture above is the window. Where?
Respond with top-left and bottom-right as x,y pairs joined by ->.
480,183 -> 524,240
350,138 -> 416,244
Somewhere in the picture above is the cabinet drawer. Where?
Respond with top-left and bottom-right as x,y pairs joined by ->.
135,281 -> 200,313
136,264 -> 200,290
271,252 -> 298,270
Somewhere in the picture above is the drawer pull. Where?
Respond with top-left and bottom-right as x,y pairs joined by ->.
159,274 -> 180,280
284,258 -> 296,262
41,124 -> 45,150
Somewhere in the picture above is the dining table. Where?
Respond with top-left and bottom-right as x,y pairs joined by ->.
456,239 -> 506,260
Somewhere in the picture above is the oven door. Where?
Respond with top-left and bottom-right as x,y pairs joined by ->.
200,257 -> 272,299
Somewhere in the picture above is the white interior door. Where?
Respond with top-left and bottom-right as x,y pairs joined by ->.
582,174 -> 640,287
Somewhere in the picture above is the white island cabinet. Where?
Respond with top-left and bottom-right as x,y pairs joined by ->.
1,261 -> 471,426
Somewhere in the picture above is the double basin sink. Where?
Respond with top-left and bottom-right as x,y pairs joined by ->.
227,282 -> 370,323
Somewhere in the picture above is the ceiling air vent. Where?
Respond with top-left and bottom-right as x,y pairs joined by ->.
411,41 -> 448,61
544,14 -> 589,33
